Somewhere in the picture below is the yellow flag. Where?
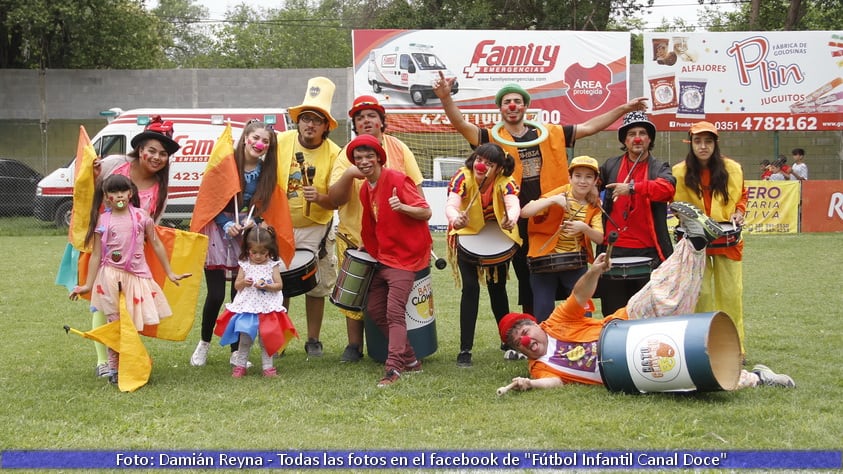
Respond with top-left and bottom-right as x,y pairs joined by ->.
69,126 -> 98,251
82,293 -> 152,393
141,226 -> 208,341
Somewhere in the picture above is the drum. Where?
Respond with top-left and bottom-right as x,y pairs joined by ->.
598,311 -> 742,393
330,249 -> 377,311
279,249 -> 318,298
528,251 -> 587,273
457,225 -> 517,267
675,222 -> 742,248
604,256 -> 653,280
364,266 -> 438,363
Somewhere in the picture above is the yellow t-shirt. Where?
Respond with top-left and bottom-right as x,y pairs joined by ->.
276,130 -> 341,227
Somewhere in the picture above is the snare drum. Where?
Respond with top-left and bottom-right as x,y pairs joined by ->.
330,249 -> 378,311
675,222 -> 742,248
528,251 -> 587,273
279,249 -> 319,297
457,225 -> 517,267
605,256 -> 653,280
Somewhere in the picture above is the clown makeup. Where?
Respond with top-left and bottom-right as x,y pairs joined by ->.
353,148 -> 381,183
499,93 -> 526,124
244,128 -> 272,162
138,139 -> 170,172
248,245 -> 270,265
106,188 -> 132,213
624,126 -> 650,156
353,109 -> 383,137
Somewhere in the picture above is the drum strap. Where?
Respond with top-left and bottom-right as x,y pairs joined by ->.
317,217 -> 333,259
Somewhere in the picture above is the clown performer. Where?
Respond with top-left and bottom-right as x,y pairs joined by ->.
498,202 -> 794,393
276,77 -> 342,358
328,96 -> 425,363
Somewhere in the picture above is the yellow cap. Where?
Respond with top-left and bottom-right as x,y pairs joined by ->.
569,155 -> 599,174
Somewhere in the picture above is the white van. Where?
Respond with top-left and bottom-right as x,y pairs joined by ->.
367,42 -> 459,106
34,108 -> 293,227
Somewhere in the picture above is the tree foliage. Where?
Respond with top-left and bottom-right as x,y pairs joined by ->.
3,0 -> 841,70
0,0 -> 168,68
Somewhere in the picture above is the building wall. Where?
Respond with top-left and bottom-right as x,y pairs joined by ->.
2,66 -> 841,179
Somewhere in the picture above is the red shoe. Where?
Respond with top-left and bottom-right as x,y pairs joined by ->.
232,366 -> 247,378
377,369 -> 401,387
262,367 -> 277,378
404,360 -> 423,374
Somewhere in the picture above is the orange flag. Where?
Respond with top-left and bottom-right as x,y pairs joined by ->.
80,292 -> 152,392
190,124 -> 240,233
262,185 -> 296,267
69,126 -> 98,251
141,226 -> 208,341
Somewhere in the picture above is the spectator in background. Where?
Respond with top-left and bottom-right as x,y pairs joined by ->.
759,160 -> 772,180
768,158 -> 788,181
790,148 -> 808,180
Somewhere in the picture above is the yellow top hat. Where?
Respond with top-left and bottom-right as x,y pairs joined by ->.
288,76 -> 338,131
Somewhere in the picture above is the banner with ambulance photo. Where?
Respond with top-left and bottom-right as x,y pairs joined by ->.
352,29 -> 631,128
643,31 -> 843,131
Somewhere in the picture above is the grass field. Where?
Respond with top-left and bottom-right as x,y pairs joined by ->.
0,217 -> 841,463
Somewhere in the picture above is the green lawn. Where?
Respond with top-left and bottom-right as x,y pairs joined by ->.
0,221 -> 841,458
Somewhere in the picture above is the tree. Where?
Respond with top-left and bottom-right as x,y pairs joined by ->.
0,0 -> 168,69
698,0 -> 842,31
151,0 -> 215,68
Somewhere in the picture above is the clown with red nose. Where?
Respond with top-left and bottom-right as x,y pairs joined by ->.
595,110 -> 677,318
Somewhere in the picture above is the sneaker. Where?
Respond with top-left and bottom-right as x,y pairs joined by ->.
340,344 -> 363,363
404,360 -> 423,374
305,338 -> 324,358
670,201 -> 725,242
262,367 -> 277,378
108,371 -> 118,385
230,351 -> 253,368
190,340 -> 210,366
95,363 -> 110,378
753,364 -> 796,388
456,350 -> 472,368
232,366 -> 247,378
504,349 -> 527,361
377,369 -> 401,387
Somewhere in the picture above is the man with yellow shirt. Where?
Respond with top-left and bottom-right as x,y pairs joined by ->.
328,95 -> 425,362
277,77 -> 341,358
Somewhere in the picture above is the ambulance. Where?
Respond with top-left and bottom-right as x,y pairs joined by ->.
367,42 -> 459,106
34,108 -> 293,227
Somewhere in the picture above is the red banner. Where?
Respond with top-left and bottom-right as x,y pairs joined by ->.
800,180 -> 843,232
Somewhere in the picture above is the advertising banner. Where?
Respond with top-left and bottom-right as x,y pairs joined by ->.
800,180 -> 843,232
743,180 -> 800,234
352,29 -> 630,127
642,31 -> 843,131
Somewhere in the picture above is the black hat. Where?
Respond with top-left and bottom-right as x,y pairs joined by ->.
617,111 -> 656,144
130,115 -> 180,155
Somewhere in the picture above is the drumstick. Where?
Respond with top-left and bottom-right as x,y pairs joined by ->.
605,230 -> 619,259
305,166 -> 316,217
613,142 -> 645,202
535,202 -> 585,255
465,162 -> 489,210
243,205 -> 255,230
430,249 -> 447,270
335,231 -> 357,249
496,381 -> 518,396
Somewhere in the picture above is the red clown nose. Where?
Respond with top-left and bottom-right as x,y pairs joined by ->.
633,137 -> 642,145
508,103 -> 517,111
475,162 -> 488,174
519,335 -> 531,348
253,141 -> 267,151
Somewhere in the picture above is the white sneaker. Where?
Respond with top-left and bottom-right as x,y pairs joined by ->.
190,340 -> 210,366
753,364 -> 796,388
230,351 -> 253,369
